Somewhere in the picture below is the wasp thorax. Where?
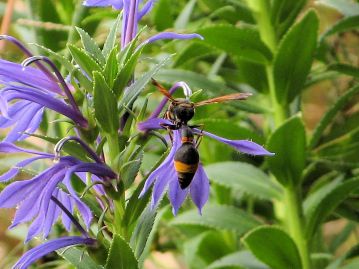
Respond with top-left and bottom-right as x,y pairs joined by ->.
172,99 -> 195,124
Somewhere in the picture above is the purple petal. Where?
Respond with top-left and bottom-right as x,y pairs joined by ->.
4,103 -> 43,142
0,101 -> 33,128
0,59 -> 62,94
26,213 -> 45,242
151,165 -> 176,209
190,165 -> 209,214
168,178 -> 188,215
10,186 -> 44,228
64,163 -> 116,181
18,106 -> 44,141
0,178 -> 40,208
0,94 -> 9,119
200,130 -> 274,156
83,0 -> 123,9
0,142 -> 52,156
140,130 -> 181,199
74,197 -> 93,228
13,236 -> 96,269
141,32 -> 203,47
0,156 -> 48,182
59,191 -> 73,231
3,87 -> 87,127
138,0 -> 154,20
62,177 -> 93,228
137,118 -> 171,132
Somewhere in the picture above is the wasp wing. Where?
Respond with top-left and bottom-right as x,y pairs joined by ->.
194,93 -> 252,107
151,79 -> 175,101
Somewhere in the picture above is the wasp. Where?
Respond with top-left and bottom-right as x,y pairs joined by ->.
152,79 -> 251,189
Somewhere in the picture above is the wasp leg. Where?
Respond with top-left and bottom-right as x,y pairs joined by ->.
189,124 -> 204,129
194,124 -> 205,148
160,123 -> 178,143
160,123 -> 178,130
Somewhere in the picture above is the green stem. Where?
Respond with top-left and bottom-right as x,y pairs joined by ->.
266,65 -> 288,126
250,1 -> 310,268
284,186 -> 310,269
106,133 -> 120,172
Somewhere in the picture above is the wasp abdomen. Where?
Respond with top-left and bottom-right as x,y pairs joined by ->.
174,144 -> 199,189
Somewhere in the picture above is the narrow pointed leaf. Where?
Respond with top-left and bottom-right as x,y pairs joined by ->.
76,27 -> 106,65
58,248 -> 102,269
93,71 -> 119,133
103,15 -> 121,58
304,177 -> 359,239
68,44 -> 102,77
105,234 -> 138,269
273,10 -> 319,104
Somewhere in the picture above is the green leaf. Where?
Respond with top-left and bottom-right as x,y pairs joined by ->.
120,56 -> 172,109
113,47 -> 142,96
317,0 -> 359,16
152,0 -> 174,31
273,10 -> 319,104
105,234 -> 138,269
103,15 -> 121,58
304,177 -> 359,239
197,25 -> 272,64
243,226 -> 302,269
155,69 -> 226,92
205,162 -> 282,200
130,205 -> 156,259
93,71 -> 119,133
68,44 -> 102,78
137,207 -> 168,266
174,0 -> 196,30
328,63 -> 359,79
122,148 -> 170,229
33,43 -> 74,72
320,15 -> 359,41
103,46 -> 119,88
309,85 -> 359,149
76,27 -> 106,65
170,205 -> 260,235
271,0 -> 307,38
267,115 -> 306,186
58,247 -> 103,269
121,149 -> 143,189
173,42 -> 217,67
207,251 -> 269,269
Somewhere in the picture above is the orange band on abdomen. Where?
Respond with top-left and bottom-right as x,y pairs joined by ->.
174,161 -> 198,173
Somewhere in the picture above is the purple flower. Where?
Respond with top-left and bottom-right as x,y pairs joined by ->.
0,39 -> 88,142
0,142 -> 116,242
13,236 -> 96,269
83,0 -> 203,48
